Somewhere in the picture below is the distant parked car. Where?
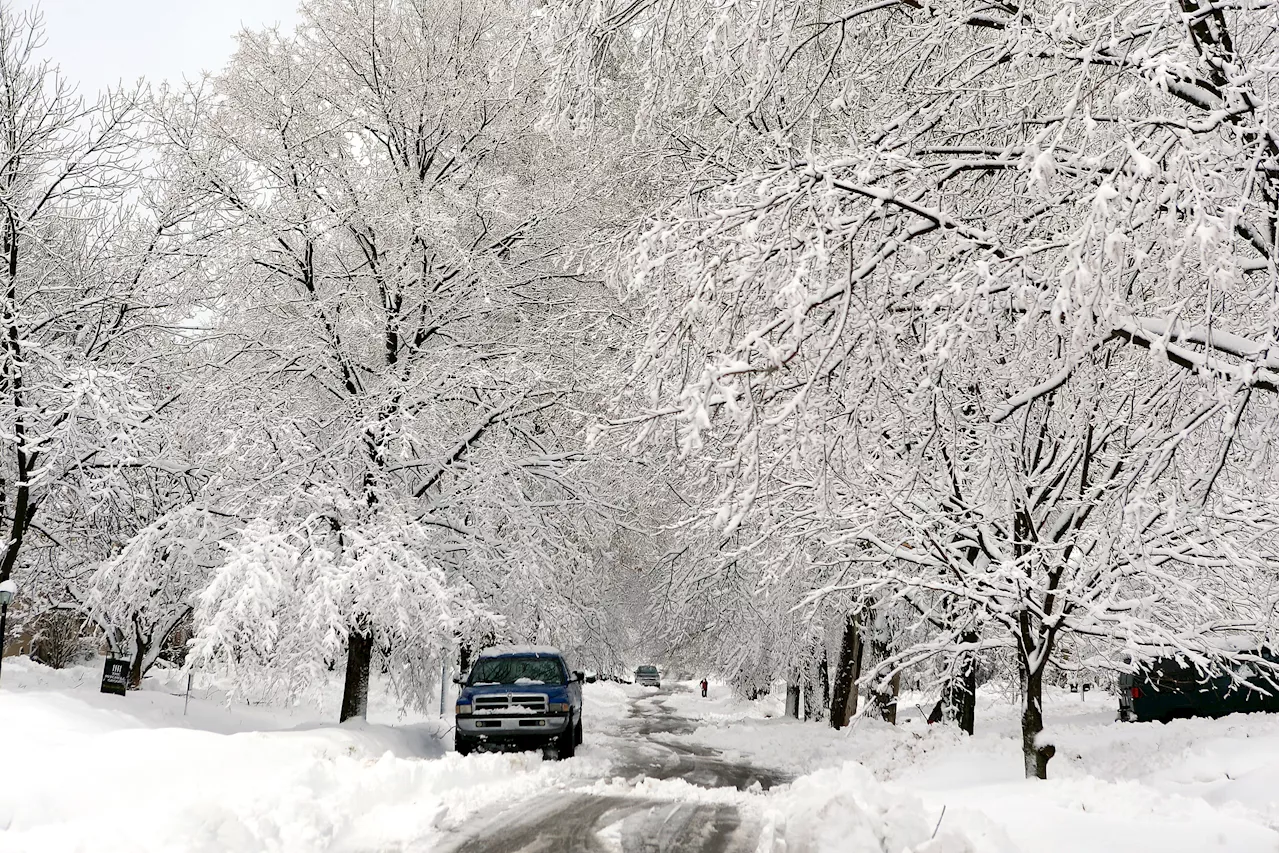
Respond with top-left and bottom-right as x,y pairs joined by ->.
1117,650 -> 1278,723
634,665 -> 660,687
454,646 -> 584,758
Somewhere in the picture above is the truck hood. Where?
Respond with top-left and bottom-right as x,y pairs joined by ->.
459,682 -> 572,702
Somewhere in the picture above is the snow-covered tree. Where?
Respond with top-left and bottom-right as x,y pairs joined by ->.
85,501 -> 229,685
0,6 -> 187,634
113,0 -> 644,719
186,487 -> 500,710
548,0 -> 1278,776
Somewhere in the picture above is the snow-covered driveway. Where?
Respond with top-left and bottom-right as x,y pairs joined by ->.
439,686 -> 787,853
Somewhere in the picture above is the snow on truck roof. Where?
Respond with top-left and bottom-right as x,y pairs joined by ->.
477,645 -> 565,659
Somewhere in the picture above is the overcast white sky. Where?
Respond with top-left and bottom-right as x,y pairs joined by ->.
18,0 -> 300,94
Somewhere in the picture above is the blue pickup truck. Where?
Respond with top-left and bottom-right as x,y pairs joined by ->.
454,646 -> 584,758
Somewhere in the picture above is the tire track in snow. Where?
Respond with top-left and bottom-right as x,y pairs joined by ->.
444,793 -> 642,853
445,795 -> 755,853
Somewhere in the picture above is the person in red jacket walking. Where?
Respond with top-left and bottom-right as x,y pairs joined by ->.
700,678 -> 708,698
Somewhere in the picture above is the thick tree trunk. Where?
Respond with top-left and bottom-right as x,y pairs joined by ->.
829,612 -> 863,729
2,219 -> 36,592
943,633 -> 978,735
884,673 -> 902,724
785,680 -> 800,718
126,607 -> 193,689
867,669 -> 901,724
129,619 -> 148,689
340,629 -> 373,722
803,646 -> 829,721
864,609 -> 900,724
819,647 -> 830,714
1020,658 -> 1054,779
0,603 -> 9,683
129,642 -> 147,689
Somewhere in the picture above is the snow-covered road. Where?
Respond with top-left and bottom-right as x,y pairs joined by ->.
439,687 -> 787,853
445,794 -> 744,853
606,690 -> 787,792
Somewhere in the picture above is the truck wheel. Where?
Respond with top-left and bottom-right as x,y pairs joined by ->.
574,719 -> 583,746
455,734 -> 475,756
558,727 -> 576,759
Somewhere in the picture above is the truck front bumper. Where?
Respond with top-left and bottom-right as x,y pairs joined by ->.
457,713 -> 570,747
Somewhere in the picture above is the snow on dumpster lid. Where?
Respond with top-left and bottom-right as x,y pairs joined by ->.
477,644 -> 564,659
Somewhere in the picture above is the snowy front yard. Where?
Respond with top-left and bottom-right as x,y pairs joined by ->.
668,682 -> 1279,853
0,661 -> 1274,853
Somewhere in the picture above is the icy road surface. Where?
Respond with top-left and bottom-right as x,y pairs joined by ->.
438,686 -> 788,853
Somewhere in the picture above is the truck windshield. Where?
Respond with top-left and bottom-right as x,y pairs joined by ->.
469,657 -> 565,686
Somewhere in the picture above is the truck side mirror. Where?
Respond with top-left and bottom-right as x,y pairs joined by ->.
572,671 -> 585,683
452,676 -> 466,685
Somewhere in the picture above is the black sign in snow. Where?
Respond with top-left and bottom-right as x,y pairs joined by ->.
101,657 -> 130,696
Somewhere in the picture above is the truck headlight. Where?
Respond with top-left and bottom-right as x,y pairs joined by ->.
550,702 -> 570,714
455,703 -> 472,716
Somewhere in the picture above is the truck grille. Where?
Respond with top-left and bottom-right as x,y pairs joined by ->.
473,693 -> 549,714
